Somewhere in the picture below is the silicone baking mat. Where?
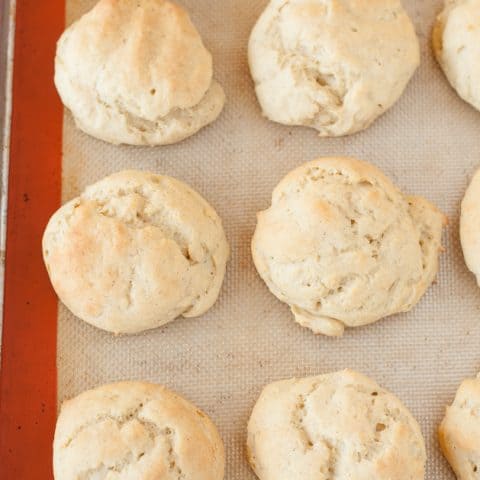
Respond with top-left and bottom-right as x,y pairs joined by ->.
3,0 -> 480,479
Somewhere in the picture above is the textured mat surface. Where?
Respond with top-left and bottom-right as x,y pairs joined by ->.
58,1 -> 480,478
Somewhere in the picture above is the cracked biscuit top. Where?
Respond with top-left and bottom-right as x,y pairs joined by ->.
248,0 -> 420,136
53,381 -> 225,480
251,157 -> 446,336
438,373 -> 480,480
54,0 -> 225,145
247,369 -> 426,480
42,170 -> 229,334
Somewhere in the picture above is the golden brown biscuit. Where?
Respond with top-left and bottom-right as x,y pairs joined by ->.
55,0 -> 225,145
433,0 -> 480,112
43,170 -> 229,334
53,382 -> 225,480
460,167 -> 480,286
247,369 -> 426,480
248,0 -> 420,136
439,373 -> 480,479
252,157 -> 446,336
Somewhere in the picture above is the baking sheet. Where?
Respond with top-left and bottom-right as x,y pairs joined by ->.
0,0 -> 16,351
58,1 -> 480,478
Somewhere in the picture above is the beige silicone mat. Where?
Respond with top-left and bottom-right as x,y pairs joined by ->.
58,0 -> 480,478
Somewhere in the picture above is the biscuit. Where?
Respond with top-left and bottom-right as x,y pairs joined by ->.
53,381 -> 225,480
54,0 -> 225,145
460,167 -> 480,285
439,374 -> 480,479
247,369 -> 426,480
433,0 -> 480,112
248,0 -> 420,137
42,170 -> 229,334
251,157 -> 446,336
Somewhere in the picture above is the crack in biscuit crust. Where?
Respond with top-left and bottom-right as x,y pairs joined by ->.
247,370 -> 426,480
42,170 -> 229,334
252,157 -> 446,336
54,382 -> 225,480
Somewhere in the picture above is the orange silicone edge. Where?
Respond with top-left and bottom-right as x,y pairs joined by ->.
0,0 -> 65,478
